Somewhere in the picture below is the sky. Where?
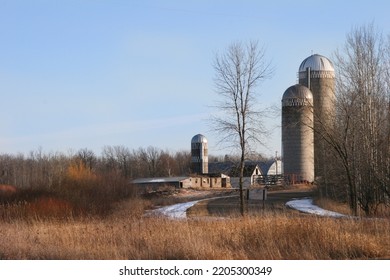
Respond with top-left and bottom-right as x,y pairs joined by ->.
0,0 -> 389,157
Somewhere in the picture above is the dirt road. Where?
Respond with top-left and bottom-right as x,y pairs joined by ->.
187,187 -> 315,217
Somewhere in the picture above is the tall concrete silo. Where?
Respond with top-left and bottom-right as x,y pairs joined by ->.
282,84 -> 314,182
191,134 -> 208,174
298,54 -> 335,178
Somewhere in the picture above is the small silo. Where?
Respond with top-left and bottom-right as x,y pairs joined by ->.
191,134 -> 208,174
298,54 -> 335,178
282,84 -> 314,183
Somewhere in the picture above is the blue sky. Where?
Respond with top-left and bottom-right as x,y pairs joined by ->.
0,0 -> 389,157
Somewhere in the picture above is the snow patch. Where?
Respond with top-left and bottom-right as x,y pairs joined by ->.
146,195 -> 231,219
286,198 -> 347,218
146,200 -> 202,219
147,196 -> 348,220
148,179 -> 165,183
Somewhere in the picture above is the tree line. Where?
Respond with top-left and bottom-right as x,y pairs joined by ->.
0,146 -> 193,190
317,23 -> 390,216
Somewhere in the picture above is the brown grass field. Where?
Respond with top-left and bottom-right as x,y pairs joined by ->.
0,186 -> 389,260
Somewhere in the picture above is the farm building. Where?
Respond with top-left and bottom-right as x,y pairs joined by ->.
132,134 -> 232,192
189,173 -> 231,188
257,159 -> 284,185
132,173 -> 231,193
263,159 -> 283,176
228,163 -> 263,188
132,176 -> 191,191
209,161 -> 282,188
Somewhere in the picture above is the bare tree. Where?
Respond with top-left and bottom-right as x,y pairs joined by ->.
317,23 -> 390,216
76,148 -> 96,172
139,146 -> 162,177
211,41 -> 273,215
113,146 -> 131,178
173,150 -> 191,176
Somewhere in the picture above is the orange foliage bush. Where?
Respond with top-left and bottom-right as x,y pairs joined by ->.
0,185 -> 18,198
66,160 -> 97,183
26,197 -> 76,219
1,159 -> 136,220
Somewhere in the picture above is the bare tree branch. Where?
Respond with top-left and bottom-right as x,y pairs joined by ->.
210,40 -> 273,215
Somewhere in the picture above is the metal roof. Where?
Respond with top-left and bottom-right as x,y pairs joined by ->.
191,134 -> 207,144
132,176 -> 190,184
282,84 -> 313,100
298,54 -> 334,72
209,160 -> 279,176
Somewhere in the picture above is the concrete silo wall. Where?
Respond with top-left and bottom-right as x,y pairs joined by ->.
282,104 -> 314,182
299,74 -> 335,178
191,139 -> 208,174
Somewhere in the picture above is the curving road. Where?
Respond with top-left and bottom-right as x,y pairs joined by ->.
147,195 -> 346,219
286,198 -> 347,218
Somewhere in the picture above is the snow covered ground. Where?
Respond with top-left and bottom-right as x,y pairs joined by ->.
286,198 -> 347,218
145,200 -> 201,219
147,197 -> 347,219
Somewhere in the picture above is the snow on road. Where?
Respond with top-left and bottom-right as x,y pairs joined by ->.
286,198 -> 347,218
146,195 -> 235,219
146,200 -> 201,219
147,197 -> 347,219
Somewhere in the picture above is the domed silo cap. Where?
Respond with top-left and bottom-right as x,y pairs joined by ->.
282,84 -> 313,100
299,54 -> 335,72
191,134 -> 208,143
282,84 -> 313,107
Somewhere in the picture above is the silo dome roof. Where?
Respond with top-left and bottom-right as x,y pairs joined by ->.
191,134 -> 208,143
282,84 -> 313,101
299,54 -> 334,72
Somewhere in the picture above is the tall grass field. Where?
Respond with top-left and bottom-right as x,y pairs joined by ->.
1,195 -> 389,260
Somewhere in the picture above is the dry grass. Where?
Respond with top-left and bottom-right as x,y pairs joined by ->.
1,182 -> 389,260
314,197 -> 353,216
0,199 -> 389,260
315,197 -> 390,218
